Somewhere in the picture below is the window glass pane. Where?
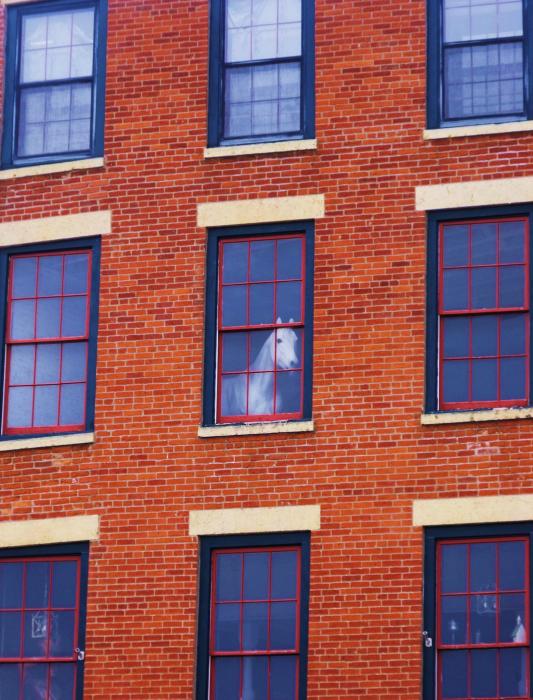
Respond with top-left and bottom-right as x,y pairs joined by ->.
61,342 -> 87,382
12,258 -> 37,299
216,553 -> 242,601
227,27 -> 252,61
441,650 -> 468,699
221,374 -> 247,416
51,561 -> 78,609
242,656 -> 268,700
243,552 -> 269,600
36,298 -> 61,338
443,317 -> 469,358
270,601 -> 296,649
49,611 -> 75,657
470,595 -> 497,643
225,101 -> 252,138
252,100 -> 278,135
214,657 -> 241,700
471,542 -> 497,591
277,238 -> 302,279
22,663 -> 48,699
501,313 -> 526,355
252,0 -> 277,24
6,387 -> 33,429
472,223 -> 497,264
278,22 -> 301,57
37,256 -> 62,297
248,372 -> 274,414
500,266 -> 525,307
472,267 -> 497,309
249,283 -> 274,324
500,221 -> 525,262
71,84 -> 92,119
21,49 -> 46,83
24,611 -> 48,657
64,254 -> 89,295
226,66 -> 252,106
444,4 -> 471,42
35,344 -> 61,384
11,300 -> 36,340
270,656 -> 297,700
442,360 -> 469,403
441,544 -> 468,593
0,612 -> 22,656
252,64 -> 278,102
472,315 -> 497,356
500,593 -> 526,642
250,330 -> 274,371
444,0 -> 523,41
500,648 -> 528,697
26,563 -> 49,608
499,541 -> 526,591
279,63 -> 301,99
0,563 -> 23,608
50,663 -> 76,700
276,282 -> 301,323
34,385 -> 59,426
215,603 -> 240,651
47,12 -> 72,47
227,0 -> 251,28
0,665 -> 20,700
243,602 -> 268,650
22,14 -> 47,51
251,25 -> 277,60
271,551 -> 297,599
441,596 -> 468,644
71,44 -> 93,77
442,226 -> 469,267
442,269 -> 468,310
9,345 -> 35,386
472,359 -> 497,401
223,240 -> 247,282
276,370 -> 301,413
61,297 -> 87,337
222,332 -> 248,372
471,649 -> 497,698
59,383 -> 85,426
72,9 -> 95,45
501,357 -> 526,400
250,240 -> 275,282
279,0 -> 301,23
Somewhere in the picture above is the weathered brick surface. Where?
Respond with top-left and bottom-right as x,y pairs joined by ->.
0,0 -> 531,697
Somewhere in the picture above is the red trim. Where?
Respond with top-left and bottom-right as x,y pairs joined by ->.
209,546 -> 301,700
216,235 -> 305,423
438,218 -> 530,410
3,251 -> 92,434
436,537 -> 530,700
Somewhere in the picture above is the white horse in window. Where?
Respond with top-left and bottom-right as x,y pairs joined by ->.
222,318 -> 299,416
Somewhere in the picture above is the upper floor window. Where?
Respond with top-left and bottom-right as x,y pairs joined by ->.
425,207 -> 531,413
0,238 -> 101,439
427,0 -> 531,127
1,0 -> 107,169
202,222 -> 314,426
207,0 -> 315,147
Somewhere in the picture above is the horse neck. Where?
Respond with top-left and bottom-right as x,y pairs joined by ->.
250,334 -> 274,371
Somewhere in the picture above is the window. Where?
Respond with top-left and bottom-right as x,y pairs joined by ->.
1,0 -> 107,169
427,0 -> 533,127
424,524 -> 532,700
207,0 -> 315,147
425,207 -> 531,412
196,533 -> 310,700
0,238 -> 100,439
0,543 -> 89,700
203,222 -> 314,426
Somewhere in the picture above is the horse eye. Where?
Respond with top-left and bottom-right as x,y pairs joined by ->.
277,338 -> 282,344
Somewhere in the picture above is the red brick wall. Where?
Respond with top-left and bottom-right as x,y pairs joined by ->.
1,0 -> 531,697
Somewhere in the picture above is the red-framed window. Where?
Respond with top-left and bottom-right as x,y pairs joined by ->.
209,546 -> 301,700
3,250 -> 92,435
0,555 -> 81,699
437,537 -> 529,699
439,218 -> 530,409
217,235 -> 305,423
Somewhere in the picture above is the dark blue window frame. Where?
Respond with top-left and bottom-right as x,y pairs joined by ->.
425,205 -> 533,414
0,236 -> 101,441
202,221 -> 314,426
1,0 -> 108,169
207,0 -> 315,147
426,0 -> 533,128
0,541 -> 90,700
423,522 -> 533,700
196,531 -> 311,700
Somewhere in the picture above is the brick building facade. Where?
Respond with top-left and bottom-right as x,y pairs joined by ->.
0,0 -> 532,698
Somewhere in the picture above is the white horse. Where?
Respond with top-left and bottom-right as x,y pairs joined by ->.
222,318 -> 299,416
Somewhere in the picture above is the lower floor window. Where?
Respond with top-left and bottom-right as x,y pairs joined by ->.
0,543 -> 88,700
196,533 -> 310,700
424,525 -> 531,700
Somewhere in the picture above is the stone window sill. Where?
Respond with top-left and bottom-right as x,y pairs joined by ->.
198,420 -> 314,438
423,121 -> 533,140
0,432 -> 94,452
0,158 -> 104,181
421,408 -> 533,426
204,139 -> 317,159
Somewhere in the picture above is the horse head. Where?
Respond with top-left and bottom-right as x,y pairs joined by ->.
275,317 -> 299,369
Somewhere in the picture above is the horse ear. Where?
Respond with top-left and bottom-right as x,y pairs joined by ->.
289,318 -> 294,323
276,316 -> 282,324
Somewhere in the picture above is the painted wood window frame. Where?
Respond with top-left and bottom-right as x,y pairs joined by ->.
203,221 -> 314,427
424,523 -> 533,700
1,0 -> 108,170
426,0 -> 533,129
207,0 -> 315,148
0,236 -> 101,442
196,532 -> 311,700
0,541 -> 90,700
425,205 -> 533,414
